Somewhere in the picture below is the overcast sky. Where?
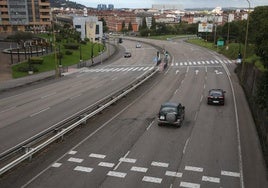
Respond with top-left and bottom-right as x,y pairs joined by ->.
75,0 -> 268,9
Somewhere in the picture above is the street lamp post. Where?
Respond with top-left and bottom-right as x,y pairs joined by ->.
241,0 -> 250,81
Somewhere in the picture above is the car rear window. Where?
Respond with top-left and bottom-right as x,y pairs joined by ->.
210,91 -> 222,96
160,107 -> 177,113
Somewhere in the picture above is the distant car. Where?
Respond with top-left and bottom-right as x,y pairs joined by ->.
207,89 -> 225,105
136,43 -> 142,48
124,51 -> 131,58
158,102 -> 185,127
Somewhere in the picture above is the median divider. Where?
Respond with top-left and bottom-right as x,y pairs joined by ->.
0,67 -> 158,176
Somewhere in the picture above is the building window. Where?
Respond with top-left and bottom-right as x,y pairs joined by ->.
75,25 -> 81,29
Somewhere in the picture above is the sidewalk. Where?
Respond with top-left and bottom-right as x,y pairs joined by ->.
0,43 -> 116,91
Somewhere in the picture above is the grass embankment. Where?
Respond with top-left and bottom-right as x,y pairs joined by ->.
188,38 -> 267,72
12,42 -> 103,78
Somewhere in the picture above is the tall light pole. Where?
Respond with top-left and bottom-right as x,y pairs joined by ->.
241,0 -> 250,81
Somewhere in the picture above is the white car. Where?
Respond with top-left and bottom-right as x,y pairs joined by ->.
136,43 -> 142,48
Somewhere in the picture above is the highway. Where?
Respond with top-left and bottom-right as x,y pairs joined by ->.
0,38 -> 267,188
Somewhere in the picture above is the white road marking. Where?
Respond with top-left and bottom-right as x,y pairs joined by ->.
165,171 -> 182,177
51,163 -> 62,168
202,176 -> 220,183
69,94 -> 82,100
131,166 -> 148,173
180,181 -> 200,188
74,166 -> 93,173
114,151 -> 130,170
146,120 -> 154,130
119,157 -> 136,163
68,157 -> 84,163
89,153 -> 106,159
68,150 -> 77,155
30,107 -> 50,117
98,162 -> 115,168
142,176 -> 162,184
183,138 -> 190,154
151,161 -> 169,168
0,106 -> 16,114
185,165 -> 203,172
107,171 -> 126,178
221,170 -> 240,177
41,92 -> 56,99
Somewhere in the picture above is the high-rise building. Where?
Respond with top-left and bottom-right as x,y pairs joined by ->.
0,0 -> 51,33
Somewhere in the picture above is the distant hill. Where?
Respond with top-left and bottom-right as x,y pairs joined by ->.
49,0 -> 87,9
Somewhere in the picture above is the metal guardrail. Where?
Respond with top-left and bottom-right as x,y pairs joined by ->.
0,67 -> 158,176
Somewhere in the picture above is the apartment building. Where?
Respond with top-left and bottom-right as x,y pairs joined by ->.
0,0 -> 51,33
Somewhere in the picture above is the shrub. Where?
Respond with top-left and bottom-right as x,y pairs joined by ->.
64,43 -> 79,50
17,65 -> 38,72
29,57 -> 44,64
65,50 -> 73,55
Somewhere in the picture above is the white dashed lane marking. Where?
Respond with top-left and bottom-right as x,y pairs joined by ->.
107,171 -> 127,178
151,161 -> 169,168
185,165 -> 203,172
130,166 -> 148,173
98,162 -> 115,168
51,163 -> 62,168
89,153 -> 106,159
68,150 -> 77,155
68,157 -> 84,163
202,176 -> 220,183
221,170 -> 240,177
119,157 -> 137,163
74,166 -> 93,173
142,176 -> 162,184
180,181 -> 200,188
165,171 -> 182,178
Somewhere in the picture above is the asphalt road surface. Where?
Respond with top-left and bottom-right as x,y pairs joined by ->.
0,38 -> 267,188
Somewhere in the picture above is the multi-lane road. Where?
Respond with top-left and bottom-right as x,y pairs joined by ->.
0,38 -> 267,188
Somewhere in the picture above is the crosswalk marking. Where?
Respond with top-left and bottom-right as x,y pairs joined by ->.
80,66 -> 154,73
171,59 -> 233,67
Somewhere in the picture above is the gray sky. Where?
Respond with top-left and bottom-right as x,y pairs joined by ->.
75,0 -> 268,9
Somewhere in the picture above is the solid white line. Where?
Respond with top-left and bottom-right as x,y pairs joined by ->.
74,166 -> 93,173
180,181 -> 200,188
131,166 -> 148,173
221,59 -> 245,188
165,171 -> 182,178
89,153 -> 106,159
107,171 -> 126,178
142,176 -> 162,184
185,165 -> 203,172
98,162 -> 115,168
68,157 -> 84,163
151,161 -> 169,168
221,170 -> 240,177
202,176 -> 220,183
30,107 -> 50,117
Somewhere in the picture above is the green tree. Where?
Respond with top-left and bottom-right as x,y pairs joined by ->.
250,6 -> 268,67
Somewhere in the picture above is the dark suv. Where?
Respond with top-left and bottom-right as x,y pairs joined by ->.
207,89 -> 225,105
158,102 -> 185,127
